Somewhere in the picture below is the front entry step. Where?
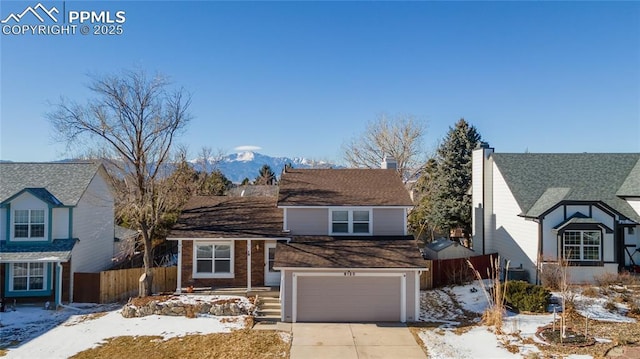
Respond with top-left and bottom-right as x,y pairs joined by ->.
255,295 -> 281,323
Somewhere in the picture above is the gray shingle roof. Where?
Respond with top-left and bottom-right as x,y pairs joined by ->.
0,162 -> 102,206
618,159 -> 640,197
277,169 -> 413,207
426,237 -> 456,252
0,238 -> 77,262
169,196 -> 286,238
492,153 -> 640,222
274,236 -> 425,269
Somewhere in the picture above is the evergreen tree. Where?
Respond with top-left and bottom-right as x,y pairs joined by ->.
430,118 -> 481,238
254,164 -> 276,185
199,169 -> 232,195
240,177 -> 250,186
409,119 -> 481,241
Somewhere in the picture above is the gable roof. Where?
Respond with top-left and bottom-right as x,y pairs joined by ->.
552,212 -> 614,234
168,196 -> 286,238
3,188 -> 64,207
492,153 -> 640,221
274,236 -> 425,269
277,169 -> 413,207
0,162 -> 103,206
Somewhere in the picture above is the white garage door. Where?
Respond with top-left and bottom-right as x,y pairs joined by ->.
295,275 -> 402,322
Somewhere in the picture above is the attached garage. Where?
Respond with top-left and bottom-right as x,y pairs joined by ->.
294,273 -> 404,322
275,236 -> 426,323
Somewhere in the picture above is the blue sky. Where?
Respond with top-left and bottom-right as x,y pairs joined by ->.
1,1 -> 639,163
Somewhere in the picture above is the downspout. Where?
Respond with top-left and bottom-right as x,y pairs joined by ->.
536,219 -> 543,285
56,262 -> 81,311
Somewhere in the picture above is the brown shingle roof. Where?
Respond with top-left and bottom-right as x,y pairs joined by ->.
277,169 -> 413,207
274,236 -> 426,269
168,196 -> 286,238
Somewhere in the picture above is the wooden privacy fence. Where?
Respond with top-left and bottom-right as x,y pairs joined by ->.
420,253 -> 497,289
74,266 -> 177,304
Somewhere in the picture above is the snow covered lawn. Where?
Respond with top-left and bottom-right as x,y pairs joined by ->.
416,281 -> 639,359
0,295 -> 257,358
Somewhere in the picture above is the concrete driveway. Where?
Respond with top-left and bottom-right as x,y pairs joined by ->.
290,323 -> 426,359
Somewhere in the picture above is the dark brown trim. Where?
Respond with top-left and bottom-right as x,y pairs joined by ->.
536,200 -> 619,221
567,261 -> 604,267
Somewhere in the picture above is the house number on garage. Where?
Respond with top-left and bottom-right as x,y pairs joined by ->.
343,271 -> 356,276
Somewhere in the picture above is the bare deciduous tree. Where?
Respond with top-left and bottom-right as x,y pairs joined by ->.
48,69 -> 192,297
342,113 -> 426,180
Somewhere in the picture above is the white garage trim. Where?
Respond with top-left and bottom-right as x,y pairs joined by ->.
415,270 -> 421,321
292,271 -> 407,323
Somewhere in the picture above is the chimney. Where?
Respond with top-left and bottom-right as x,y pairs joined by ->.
381,155 -> 397,170
471,142 -> 493,255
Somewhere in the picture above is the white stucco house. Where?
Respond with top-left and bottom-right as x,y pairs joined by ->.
472,143 -> 640,284
0,162 -> 115,306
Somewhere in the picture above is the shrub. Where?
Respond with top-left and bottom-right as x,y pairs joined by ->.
581,286 -> 599,298
628,301 -> 640,318
604,299 -> 618,312
539,264 -> 562,290
594,272 -> 639,287
504,281 -> 551,313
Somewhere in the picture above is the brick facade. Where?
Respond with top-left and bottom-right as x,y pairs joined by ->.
182,240 -> 268,288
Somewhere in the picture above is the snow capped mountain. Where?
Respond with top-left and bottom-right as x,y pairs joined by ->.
192,151 -> 337,183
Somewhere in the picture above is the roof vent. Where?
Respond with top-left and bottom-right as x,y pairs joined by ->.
381,156 -> 397,170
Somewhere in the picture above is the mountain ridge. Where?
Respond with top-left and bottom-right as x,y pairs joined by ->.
192,151 -> 338,183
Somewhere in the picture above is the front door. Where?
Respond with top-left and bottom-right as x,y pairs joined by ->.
264,242 -> 280,286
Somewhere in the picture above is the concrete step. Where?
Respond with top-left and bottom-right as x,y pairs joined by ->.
257,308 -> 281,315
255,294 -> 281,323
260,303 -> 280,309
259,298 -> 280,304
254,314 -> 281,323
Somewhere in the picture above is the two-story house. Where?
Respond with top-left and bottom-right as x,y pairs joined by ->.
0,162 -> 115,307
274,168 -> 424,323
471,144 -> 640,284
169,163 -> 425,323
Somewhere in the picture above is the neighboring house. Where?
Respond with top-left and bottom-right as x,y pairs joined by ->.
472,144 -> 640,283
169,160 -> 425,323
423,237 -> 475,260
0,162 -> 115,306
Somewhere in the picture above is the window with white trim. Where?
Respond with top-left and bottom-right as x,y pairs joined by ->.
194,242 -> 233,278
11,262 -> 46,291
563,230 -> 601,261
14,209 -> 45,238
330,209 -> 371,235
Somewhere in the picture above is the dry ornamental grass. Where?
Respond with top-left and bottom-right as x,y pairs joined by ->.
70,330 -> 290,359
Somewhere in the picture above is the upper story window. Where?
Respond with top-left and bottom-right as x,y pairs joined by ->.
563,230 -> 601,261
330,209 -> 371,235
14,209 -> 45,238
193,242 -> 233,278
